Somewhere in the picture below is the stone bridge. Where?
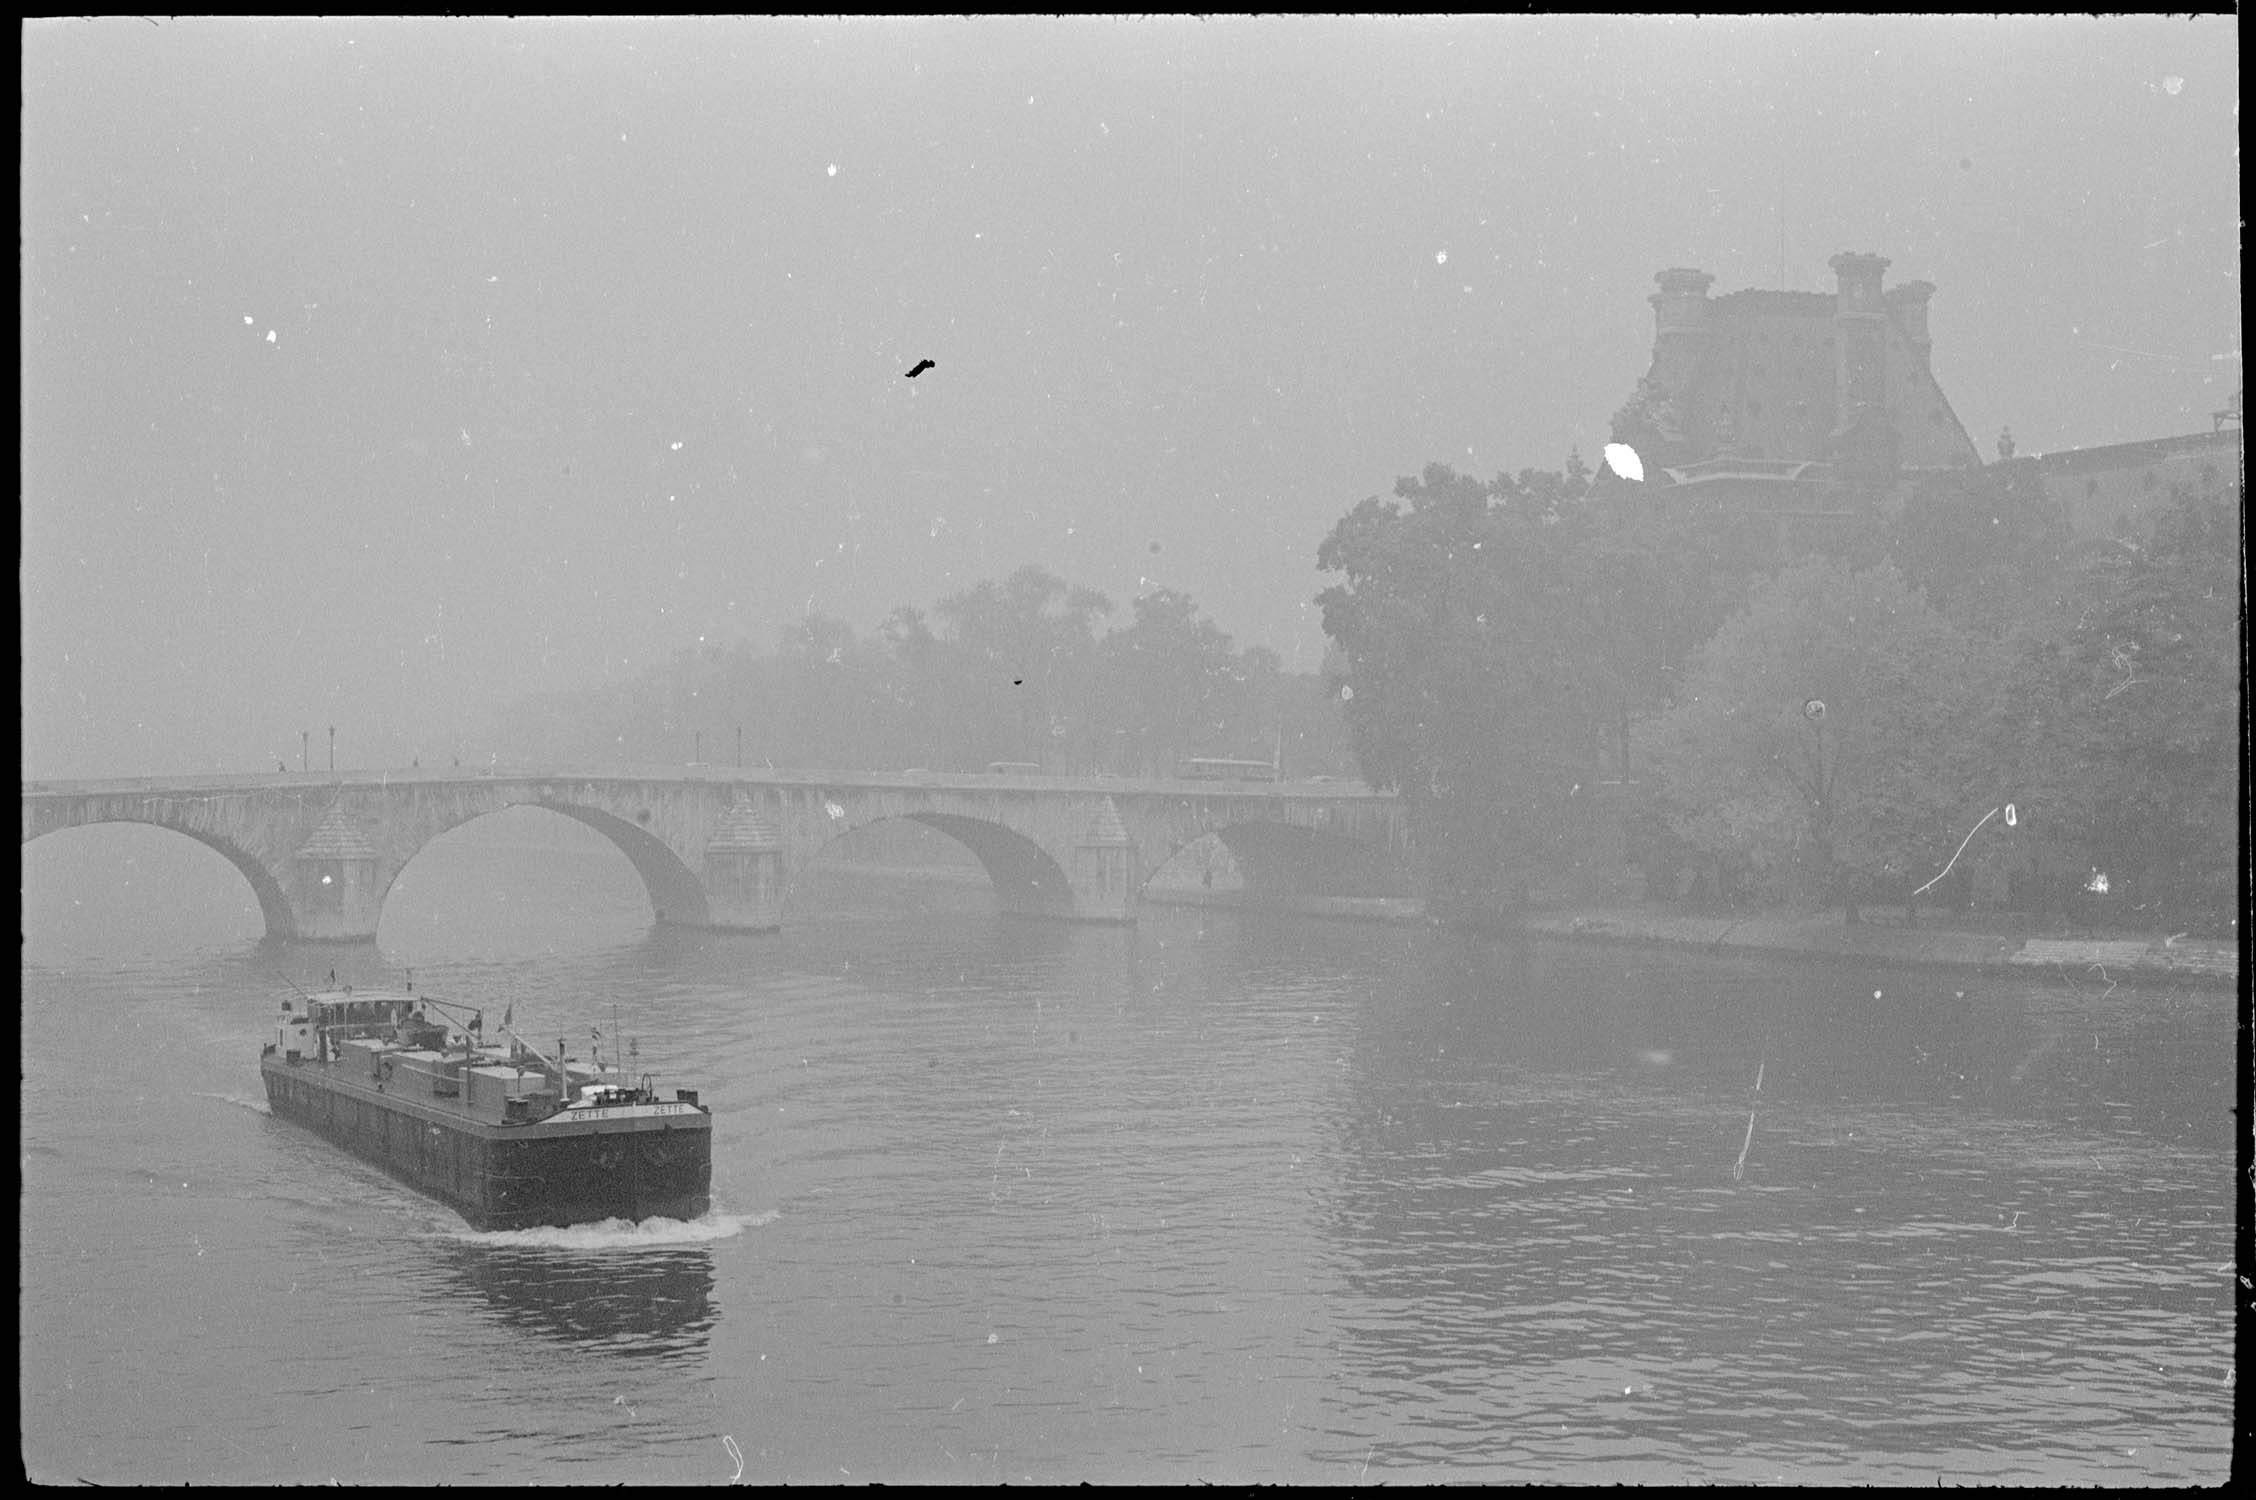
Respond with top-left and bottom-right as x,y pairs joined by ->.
21,767 -> 1410,940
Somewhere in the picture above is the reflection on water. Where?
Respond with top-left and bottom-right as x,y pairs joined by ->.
436,1241 -> 721,1355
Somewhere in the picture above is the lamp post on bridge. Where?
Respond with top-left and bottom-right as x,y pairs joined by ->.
301,730 -> 309,774
1800,697 -> 1842,919
737,725 -> 743,770
329,725 -> 336,773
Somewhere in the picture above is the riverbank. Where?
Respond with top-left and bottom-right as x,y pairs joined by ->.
1140,887 -> 1422,924
1141,886 -> 2237,987
1522,905 -> 2240,989
847,871 -> 2238,988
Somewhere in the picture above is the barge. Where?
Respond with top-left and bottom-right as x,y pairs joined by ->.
259,985 -> 711,1230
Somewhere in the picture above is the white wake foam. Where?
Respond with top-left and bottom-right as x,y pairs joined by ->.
193,1090 -> 272,1115
451,1208 -> 775,1250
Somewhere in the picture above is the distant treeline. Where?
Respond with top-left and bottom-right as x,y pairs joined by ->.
1318,451 -> 2241,931
484,565 -> 1356,780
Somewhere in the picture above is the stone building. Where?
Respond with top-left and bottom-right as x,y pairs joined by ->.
1602,252 -> 1981,516
2011,416 -> 2242,542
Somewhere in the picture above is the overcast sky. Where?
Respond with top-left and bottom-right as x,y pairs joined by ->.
21,16 -> 2239,778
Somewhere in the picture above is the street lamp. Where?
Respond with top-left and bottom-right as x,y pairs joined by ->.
329,725 -> 336,772
1800,699 -> 1842,916
301,730 -> 309,773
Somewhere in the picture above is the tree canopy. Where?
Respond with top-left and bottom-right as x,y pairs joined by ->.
1635,558 -> 1996,912
482,565 -> 1353,781
1314,442 -> 2236,933
1317,462 -> 1610,919
1984,478 -> 2242,925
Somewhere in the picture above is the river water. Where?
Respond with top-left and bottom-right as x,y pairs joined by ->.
19,816 -> 2238,1484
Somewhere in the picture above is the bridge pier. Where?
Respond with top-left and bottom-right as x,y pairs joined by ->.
1065,797 -> 1141,923
288,802 -> 388,941
701,800 -> 784,932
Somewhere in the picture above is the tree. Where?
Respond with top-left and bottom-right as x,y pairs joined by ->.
1276,647 -> 1359,779
871,604 -> 947,766
474,562 -> 1345,786
1317,462 -> 1604,922
931,565 -> 1112,770
775,612 -> 899,768
1090,588 -> 1247,776
1886,459 -> 2074,637
1565,482 -> 1791,772
1988,477 -> 2242,927
1636,558 -> 2000,917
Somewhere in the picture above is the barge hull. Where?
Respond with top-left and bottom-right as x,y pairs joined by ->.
261,1062 -> 710,1231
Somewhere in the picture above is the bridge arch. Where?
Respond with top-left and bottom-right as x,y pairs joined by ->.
390,795 -> 713,929
26,772 -> 1410,937
1142,829 -> 1241,892
1144,817 -> 1408,902
21,808 -> 300,940
795,811 -> 1078,917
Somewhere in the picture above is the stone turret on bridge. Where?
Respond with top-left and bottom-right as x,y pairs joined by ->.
293,800 -> 383,940
703,796 -> 785,932
21,768 -> 1409,942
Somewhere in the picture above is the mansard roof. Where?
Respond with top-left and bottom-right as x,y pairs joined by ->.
1615,254 -> 1980,476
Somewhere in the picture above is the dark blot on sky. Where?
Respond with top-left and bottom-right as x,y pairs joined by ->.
904,359 -> 936,379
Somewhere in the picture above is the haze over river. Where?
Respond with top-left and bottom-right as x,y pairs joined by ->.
20,816 -> 2236,1484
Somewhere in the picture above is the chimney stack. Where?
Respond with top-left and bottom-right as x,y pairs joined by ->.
1886,279 -> 1935,371
1829,252 -> 1890,426
1648,268 -> 1715,399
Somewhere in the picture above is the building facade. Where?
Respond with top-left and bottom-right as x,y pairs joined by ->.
1601,254 -> 2241,544
2012,423 -> 2242,541
1602,253 -> 1982,520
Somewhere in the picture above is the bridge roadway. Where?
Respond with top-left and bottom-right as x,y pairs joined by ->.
21,766 -> 1410,940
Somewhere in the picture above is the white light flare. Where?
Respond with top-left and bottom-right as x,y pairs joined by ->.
1603,443 -> 1645,482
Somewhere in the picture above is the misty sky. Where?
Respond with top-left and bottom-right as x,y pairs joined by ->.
21,16 -> 2240,778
